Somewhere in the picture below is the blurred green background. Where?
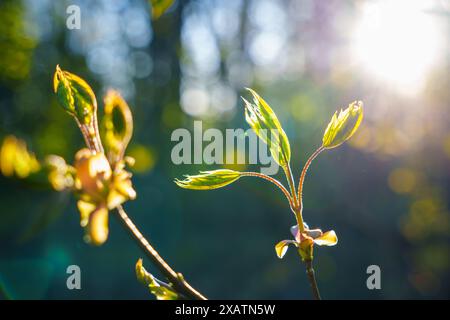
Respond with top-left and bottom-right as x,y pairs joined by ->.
0,0 -> 449,299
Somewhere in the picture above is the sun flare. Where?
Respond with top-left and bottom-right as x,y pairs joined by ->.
351,0 -> 443,94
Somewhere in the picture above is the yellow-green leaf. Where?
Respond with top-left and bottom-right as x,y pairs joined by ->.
0,135 -> 41,178
76,201 -> 109,246
45,155 -> 75,191
243,88 -> 291,168
313,230 -> 338,246
275,240 -> 297,259
150,0 -> 175,19
102,90 -> 133,163
175,169 -> 242,190
322,101 -> 363,149
53,65 -> 97,125
87,204 -> 109,246
136,259 -> 179,300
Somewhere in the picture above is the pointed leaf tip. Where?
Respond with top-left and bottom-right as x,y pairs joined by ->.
322,101 -> 364,149
175,169 -> 242,190
53,65 -> 97,126
243,89 -> 291,168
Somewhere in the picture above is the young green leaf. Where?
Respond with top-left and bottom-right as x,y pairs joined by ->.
53,65 -> 97,126
175,169 -> 242,190
322,101 -> 363,149
243,88 -> 291,168
136,259 -> 179,300
149,0 -> 175,19
102,90 -> 133,163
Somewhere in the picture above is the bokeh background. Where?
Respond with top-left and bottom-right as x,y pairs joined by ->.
0,0 -> 449,299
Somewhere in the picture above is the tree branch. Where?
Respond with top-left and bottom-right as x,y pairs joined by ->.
305,260 -> 321,300
115,205 -> 207,300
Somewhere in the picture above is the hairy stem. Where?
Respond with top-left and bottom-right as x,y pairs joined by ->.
295,147 -> 324,300
284,164 -> 298,207
297,146 -> 324,214
283,164 -> 305,232
305,260 -> 321,300
91,110 -> 104,154
115,205 -> 206,300
241,172 -> 295,211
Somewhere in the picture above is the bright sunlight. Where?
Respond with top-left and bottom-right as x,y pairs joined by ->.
351,0 -> 443,95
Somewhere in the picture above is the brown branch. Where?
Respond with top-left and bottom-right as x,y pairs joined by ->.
115,205 -> 206,300
305,260 -> 321,300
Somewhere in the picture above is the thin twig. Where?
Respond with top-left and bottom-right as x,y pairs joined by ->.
115,204 -> 207,300
305,260 -> 321,300
91,110 -> 104,153
283,164 -> 298,207
296,146 -> 325,300
283,164 -> 304,229
297,146 -> 324,211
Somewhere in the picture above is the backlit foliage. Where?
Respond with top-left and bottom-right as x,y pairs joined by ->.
177,89 -> 364,298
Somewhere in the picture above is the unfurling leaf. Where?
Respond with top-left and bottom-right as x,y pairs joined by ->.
53,65 -> 97,126
243,88 -> 291,168
322,101 -> 363,149
275,240 -> 297,259
136,259 -> 179,300
102,90 -> 133,164
149,0 -> 175,19
73,147 -> 136,246
77,201 -> 109,246
45,155 -> 75,191
88,204 -> 108,245
175,169 -> 242,190
0,135 -> 40,178
74,149 -> 112,200
107,165 -> 137,209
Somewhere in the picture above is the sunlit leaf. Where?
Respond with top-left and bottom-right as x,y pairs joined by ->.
275,240 -> 297,259
77,200 -> 96,228
149,0 -> 175,19
74,149 -> 111,199
44,155 -> 75,191
87,204 -> 109,246
77,200 -> 109,246
53,65 -> 97,126
136,259 -> 179,300
102,90 -> 133,164
322,101 -> 363,149
175,169 -> 242,190
243,88 -> 291,168
107,167 -> 136,209
313,230 -> 338,246
0,135 -> 40,178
